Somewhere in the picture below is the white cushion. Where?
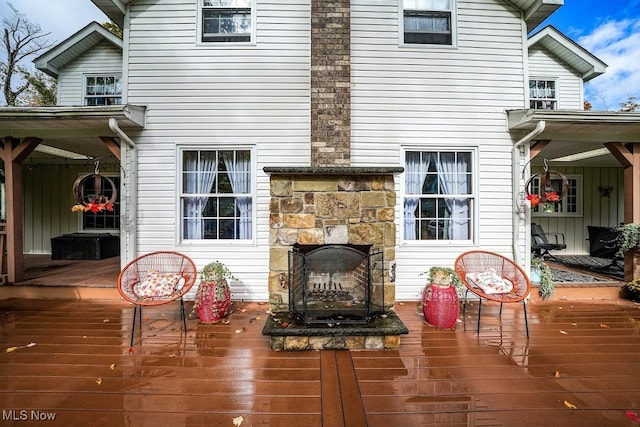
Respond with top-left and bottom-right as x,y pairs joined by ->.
134,271 -> 185,298
467,268 -> 514,294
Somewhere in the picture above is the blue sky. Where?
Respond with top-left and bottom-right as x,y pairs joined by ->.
2,0 -> 639,110
534,0 -> 640,110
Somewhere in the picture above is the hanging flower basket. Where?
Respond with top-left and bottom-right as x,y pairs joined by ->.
71,173 -> 117,213
525,160 -> 568,209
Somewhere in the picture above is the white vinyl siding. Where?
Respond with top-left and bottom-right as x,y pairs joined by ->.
56,41 -> 123,106
351,0 -> 527,299
528,46 -> 584,110
126,0 -> 310,301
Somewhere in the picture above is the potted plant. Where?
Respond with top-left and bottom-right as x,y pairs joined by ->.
191,261 -> 236,323
615,223 -> 640,257
620,279 -> 640,302
531,256 -> 555,300
421,266 -> 463,329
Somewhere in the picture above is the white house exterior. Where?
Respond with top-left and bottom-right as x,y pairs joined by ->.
2,0 -> 640,294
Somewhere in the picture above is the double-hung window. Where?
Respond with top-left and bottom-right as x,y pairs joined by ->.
404,150 -> 474,241
201,0 -> 252,43
529,79 -> 557,109
181,148 -> 253,240
402,0 -> 454,46
84,75 -> 121,106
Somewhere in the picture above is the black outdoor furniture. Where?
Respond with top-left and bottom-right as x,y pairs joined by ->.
531,223 -> 566,259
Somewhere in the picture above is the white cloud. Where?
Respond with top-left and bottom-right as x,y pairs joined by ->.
580,19 -> 640,111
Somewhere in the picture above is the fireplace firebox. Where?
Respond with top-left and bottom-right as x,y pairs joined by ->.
289,244 -> 384,324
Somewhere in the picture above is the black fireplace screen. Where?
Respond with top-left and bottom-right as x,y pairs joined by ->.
288,244 -> 385,324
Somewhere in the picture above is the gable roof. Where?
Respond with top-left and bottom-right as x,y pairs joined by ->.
528,25 -> 607,81
34,21 -> 123,78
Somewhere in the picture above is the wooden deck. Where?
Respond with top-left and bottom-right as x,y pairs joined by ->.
1,297 -> 639,426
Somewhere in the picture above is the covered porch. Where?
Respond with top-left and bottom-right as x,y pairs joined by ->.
508,109 -> 640,282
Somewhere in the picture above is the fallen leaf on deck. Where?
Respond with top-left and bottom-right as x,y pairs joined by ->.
103,319 -> 109,323
96,378 -> 103,385
398,302 -> 405,306
563,400 -> 577,409
571,323 -> 577,326
110,364 -> 116,370
222,320 -> 230,324
554,371 -> 560,378
169,354 -> 176,358
128,347 -> 135,354
240,309 -> 247,313
232,416 -> 244,426
255,316 -> 261,320
626,411 -> 640,422
560,330 -> 568,335
234,328 -> 243,334
5,342 -> 36,352
600,323 -> 609,328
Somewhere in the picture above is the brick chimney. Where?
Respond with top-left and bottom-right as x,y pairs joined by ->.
310,0 -> 351,167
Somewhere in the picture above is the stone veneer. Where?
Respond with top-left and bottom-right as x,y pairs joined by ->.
266,167 -> 403,310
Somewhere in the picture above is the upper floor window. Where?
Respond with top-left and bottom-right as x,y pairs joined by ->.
201,0 -> 252,43
180,148 -> 253,240
402,0 -> 454,46
84,75 -> 121,106
529,79 -> 557,109
404,149 -> 474,241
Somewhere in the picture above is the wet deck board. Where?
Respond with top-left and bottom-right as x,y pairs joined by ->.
1,298 -> 639,426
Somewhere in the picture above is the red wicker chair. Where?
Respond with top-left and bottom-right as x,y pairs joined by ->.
118,251 -> 197,346
454,250 -> 530,337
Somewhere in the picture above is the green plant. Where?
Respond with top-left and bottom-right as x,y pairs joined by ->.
620,279 -> 640,302
190,261 -> 236,317
531,256 -> 555,300
616,223 -> 640,257
425,266 -> 464,291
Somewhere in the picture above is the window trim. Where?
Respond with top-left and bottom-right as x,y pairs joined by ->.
531,174 -> 582,217
77,173 -> 121,233
529,78 -> 558,110
401,146 -> 478,245
177,145 -> 257,245
196,0 -> 256,46
83,73 -> 122,106
399,0 -> 458,48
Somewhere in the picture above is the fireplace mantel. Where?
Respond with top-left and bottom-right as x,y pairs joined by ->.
263,167 -> 404,176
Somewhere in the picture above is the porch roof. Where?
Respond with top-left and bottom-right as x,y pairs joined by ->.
507,109 -> 640,166
0,104 -> 145,161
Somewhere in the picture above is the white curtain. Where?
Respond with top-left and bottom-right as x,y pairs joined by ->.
223,151 -> 252,239
404,152 -> 431,240
438,153 -> 470,240
184,152 -> 217,239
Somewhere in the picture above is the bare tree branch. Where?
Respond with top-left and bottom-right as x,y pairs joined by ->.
1,2 -> 53,105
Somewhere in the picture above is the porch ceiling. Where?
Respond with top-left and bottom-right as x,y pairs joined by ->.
0,104 -> 145,163
507,109 -> 640,166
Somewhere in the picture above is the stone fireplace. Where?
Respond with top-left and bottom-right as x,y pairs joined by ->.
262,168 -> 408,350
260,1 -> 408,350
